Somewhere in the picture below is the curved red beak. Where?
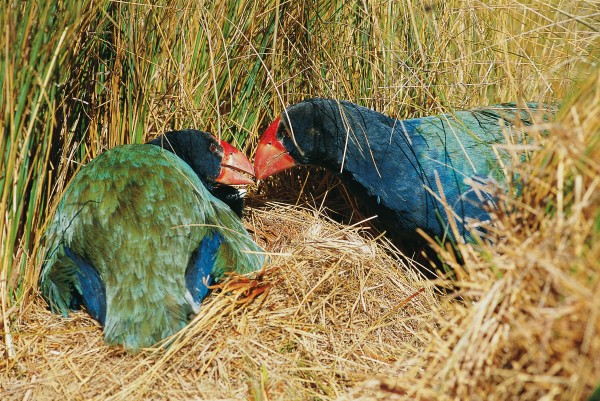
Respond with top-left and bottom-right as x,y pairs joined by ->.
254,118 -> 296,180
217,140 -> 255,185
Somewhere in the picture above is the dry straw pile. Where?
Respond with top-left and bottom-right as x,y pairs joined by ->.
1,0 -> 599,400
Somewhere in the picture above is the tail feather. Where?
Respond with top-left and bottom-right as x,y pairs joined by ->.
39,246 -> 80,317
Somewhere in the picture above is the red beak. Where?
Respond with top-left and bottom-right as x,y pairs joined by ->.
216,140 -> 255,185
254,118 -> 296,180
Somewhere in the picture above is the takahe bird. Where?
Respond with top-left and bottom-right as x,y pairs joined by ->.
40,130 -> 265,351
254,98 -> 551,245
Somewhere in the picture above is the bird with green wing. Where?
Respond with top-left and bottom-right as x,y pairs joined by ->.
40,129 -> 264,351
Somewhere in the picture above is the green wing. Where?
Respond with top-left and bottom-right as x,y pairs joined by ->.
39,145 -> 265,350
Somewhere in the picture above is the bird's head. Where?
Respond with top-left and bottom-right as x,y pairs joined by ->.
148,130 -> 255,186
254,100 -> 335,180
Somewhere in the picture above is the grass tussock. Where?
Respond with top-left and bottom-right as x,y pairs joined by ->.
1,0 -> 600,399
341,69 -> 600,400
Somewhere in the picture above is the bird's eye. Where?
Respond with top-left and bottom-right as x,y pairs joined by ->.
209,144 -> 218,153
281,129 -> 291,138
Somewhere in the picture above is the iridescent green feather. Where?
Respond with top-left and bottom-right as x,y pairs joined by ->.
40,145 -> 264,351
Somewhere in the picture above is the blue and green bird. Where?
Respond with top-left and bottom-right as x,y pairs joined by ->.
40,130 -> 265,351
255,99 -> 554,244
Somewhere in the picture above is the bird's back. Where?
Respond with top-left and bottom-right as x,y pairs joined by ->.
334,101 -> 549,241
40,145 -> 263,350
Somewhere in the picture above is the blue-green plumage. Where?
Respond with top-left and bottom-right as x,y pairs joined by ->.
66,246 -> 106,324
255,99 -> 555,243
186,232 -> 223,304
40,131 -> 263,351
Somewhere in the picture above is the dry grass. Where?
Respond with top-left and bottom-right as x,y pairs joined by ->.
2,0 -> 600,400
